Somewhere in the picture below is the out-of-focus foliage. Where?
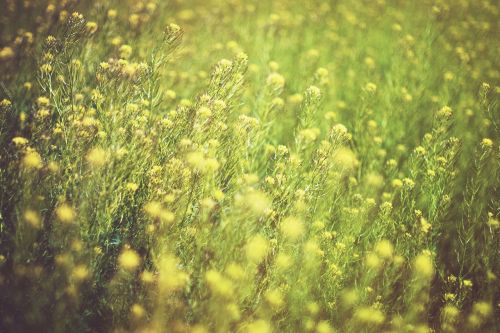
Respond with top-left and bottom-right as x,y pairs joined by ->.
0,0 -> 498,332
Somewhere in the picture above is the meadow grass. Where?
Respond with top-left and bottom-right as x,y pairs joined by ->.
0,0 -> 498,332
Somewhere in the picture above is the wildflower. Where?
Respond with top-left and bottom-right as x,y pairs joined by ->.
316,67 -> 329,77
288,93 -> 304,105
365,82 -> 377,93
306,85 -> 321,99
198,106 -> 212,118
86,148 -> 108,167
226,303 -> 241,321
37,96 -> 50,107
205,269 -> 234,298
186,151 -> 219,174
46,35 -> 56,44
119,44 -> 132,59
0,47 -> 15,60
442,304 -> 459,323
40,63 -> 53,74
365,172 -> 384,189
472,301 -> 492,317
481,138 -> 493,149
316,321 -> 334,333
141,271 -> 155,284
22,151 -> 43,169
403,177 -> 415,189
168,23 -> 181,32
107,9 -> 117,19
245,235 -> 269,263
354,306 -> 385,324
1,99 -> 12,108
71,12 -> 83,20
144,201 -> 175,224
304,240 -> 324,262
420,217 -> 431,234
118,248 -> 141,271
332,147 -> 358,172
299,128 -> 320,143
129,14 -> 140,27
111,36 -> 122,46
276,253 -> 292,270
269,61 -> 280,71
266,72 -> 285,89
462,279 -> 473,288
366,253 -> 381,269
238,190 -> 271,216
265,289 -> 284,308
86,21 -> 98,34
392,179 -> 403,188
280,216 -> 305,240
244,320 -> 271,333
158,255 -> 188,292
12,137 -> 29,146
437,106 -> 452,118
56,204 -> 76,223
130,304 -> 145,320
414,252 -> 434,279
126,182 -> 139,192
225,262 -> 245,280
72,265 -> 90,281
24,209 -> 41,229
375,239 -> 393,259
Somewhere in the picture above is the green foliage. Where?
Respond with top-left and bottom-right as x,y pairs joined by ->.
0,0 -> 498,332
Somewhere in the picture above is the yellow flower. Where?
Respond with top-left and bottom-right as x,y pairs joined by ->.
244,320 -> 271,333
266,72 -> 285,89
414,252 -> 434,279
23,151 -> 43,169
280,216 -> 305,240
1,99 -> 12,107
354,306 -> 385,324
40,64 -> 53,74
265,289 -> 284,308
130,304 -> 145,320
0,47 -> 15,60
205,269 -> 234,298
245,235 -> 269,263
437,106 -> 452,118
119,44 -> 132,59
107,9 -> 117,19
481,138 -> 493,149
126,182 -> 139,192
140,270 -> 155,284
86,148 -> 108,167
333,147 -> 358,173
12,137 -> 29,146
56,204 -> 76,223
85,21 -> 98,34
158,255 -> 188,292
365,253 -> 381,269
365,82 -> 377,93
118,249 -> 141,271
392,179 -> 403,188
463,279 -> 473,288
72,265 -> 90,281
37,96 -> 50,107
420,217 -> 431,234
24,209 -> 41,229
375,239 -> 393,259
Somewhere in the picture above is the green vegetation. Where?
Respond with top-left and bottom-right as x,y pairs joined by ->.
0,0 -> 498,332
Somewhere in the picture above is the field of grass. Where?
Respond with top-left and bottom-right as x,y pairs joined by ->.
0,0 -> 499,332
